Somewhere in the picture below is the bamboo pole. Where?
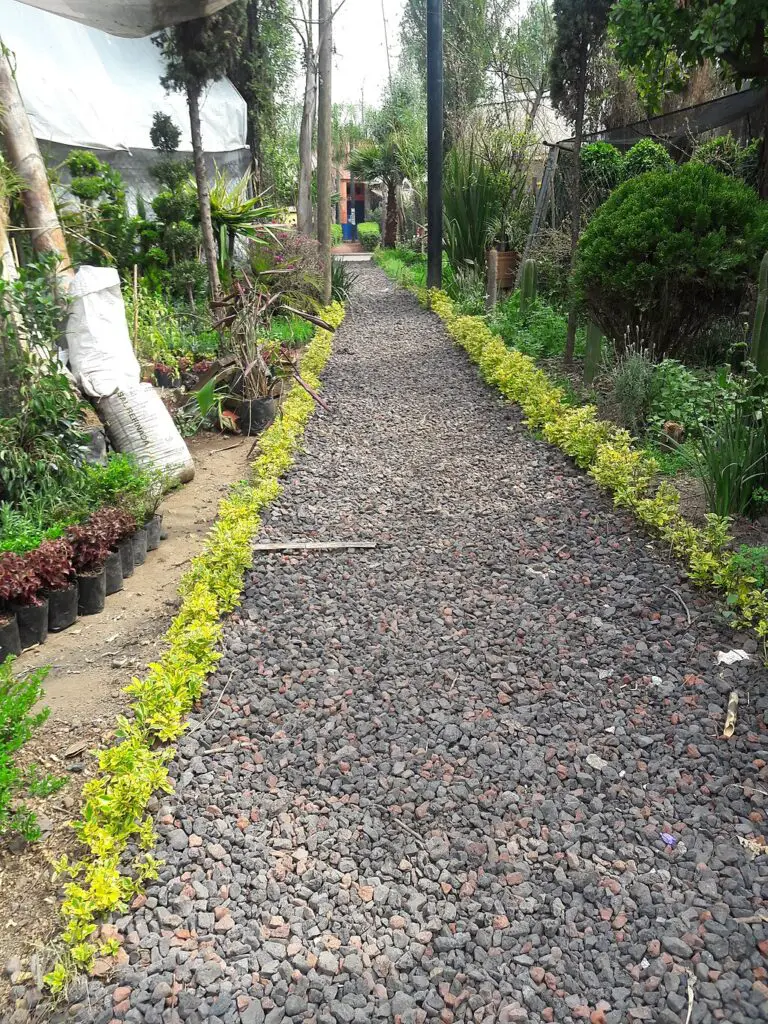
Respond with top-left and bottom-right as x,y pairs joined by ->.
132,263 -> 139,352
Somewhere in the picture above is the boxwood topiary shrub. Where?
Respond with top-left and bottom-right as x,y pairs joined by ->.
572,163 -> 768,359
357,222 -> 381,251
623,138 -> 674,178
581,142 -> 625,207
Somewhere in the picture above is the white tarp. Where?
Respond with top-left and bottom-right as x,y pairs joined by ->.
0,0 -> 247,152
18,0 -> 238,38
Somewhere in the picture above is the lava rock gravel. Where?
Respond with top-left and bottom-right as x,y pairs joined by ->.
19,267 -> 768,1023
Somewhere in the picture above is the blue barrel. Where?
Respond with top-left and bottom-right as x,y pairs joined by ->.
342,223 -> 353,241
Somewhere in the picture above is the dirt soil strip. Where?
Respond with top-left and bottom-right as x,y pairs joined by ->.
6,268 -> 768,1023
0,433 -> 253,1000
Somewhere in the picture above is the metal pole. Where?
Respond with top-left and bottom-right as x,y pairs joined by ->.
317,0 -> 333,304
426,0 -> 443,290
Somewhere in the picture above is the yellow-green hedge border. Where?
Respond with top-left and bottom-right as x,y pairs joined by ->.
419,286 -> 768,647
44,303 -> 345,990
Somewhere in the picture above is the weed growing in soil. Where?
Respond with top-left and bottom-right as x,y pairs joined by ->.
0,659 -> 51,841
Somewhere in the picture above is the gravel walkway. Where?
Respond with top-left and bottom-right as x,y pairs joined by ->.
25,267 -> 768,1024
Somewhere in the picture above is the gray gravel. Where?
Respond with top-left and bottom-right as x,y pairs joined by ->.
9,266 -> 768,1023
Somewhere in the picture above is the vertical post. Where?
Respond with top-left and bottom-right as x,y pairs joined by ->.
426,0 -> 443,290
132,263 -> 139,352
485,248 -> 498,312
317,0 -> 333,305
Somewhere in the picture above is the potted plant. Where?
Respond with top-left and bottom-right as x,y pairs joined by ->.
138,471 -> 167,551
154,361 -> 180,389
0,599 -> 21,659
0,552 -> 46,649
28,539 -> 78,633
90,507 -> 136,594
67,519 -> 111,616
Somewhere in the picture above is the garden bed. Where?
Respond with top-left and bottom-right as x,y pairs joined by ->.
0,432 -> 254,997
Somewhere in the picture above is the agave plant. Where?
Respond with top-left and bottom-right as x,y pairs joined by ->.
206,169 -> 282,284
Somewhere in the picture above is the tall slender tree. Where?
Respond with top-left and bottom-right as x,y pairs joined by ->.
400,0 -> 491,147
155,4 -> 246,300
289,1 -> 318,236
230,0 -> 296,186
549,0 -> 612,363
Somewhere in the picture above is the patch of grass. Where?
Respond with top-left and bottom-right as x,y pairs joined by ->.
642,442 -> 697,477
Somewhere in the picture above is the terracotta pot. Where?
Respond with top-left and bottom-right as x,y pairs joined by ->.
493,249 -> 520,290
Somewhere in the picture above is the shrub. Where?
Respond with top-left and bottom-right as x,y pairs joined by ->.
27,539 -> 75,593
357,223 -> 381,251
581,142 -> 625,204
573,163 -> 768,358
331,223 -> 342,246
623,139 -> 674,178
0,553 -> 42,608
693,134 -> 761,191
0,659 -> 51,841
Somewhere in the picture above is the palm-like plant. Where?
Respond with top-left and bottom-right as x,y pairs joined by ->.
348,142 -> 400,248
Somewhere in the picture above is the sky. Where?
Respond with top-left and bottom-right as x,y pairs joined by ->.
289,0 -> 407,111
332,0 -> 406,107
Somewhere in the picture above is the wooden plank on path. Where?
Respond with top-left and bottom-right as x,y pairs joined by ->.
253,540 -> 377,553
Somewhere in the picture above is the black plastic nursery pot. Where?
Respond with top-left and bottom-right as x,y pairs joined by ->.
132,527 -> 148,567
12,599 -> 49,649
119,537 -> 135,578
0,613 -> 22,659
238,397 -> 277,436
48,583 -> 79,633
77,570 -> 106,616
155,368 -> 180,389
105,550 -> 124,596
146,514 -> 163,552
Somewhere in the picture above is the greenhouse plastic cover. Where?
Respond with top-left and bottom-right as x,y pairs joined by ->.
0,0 -> 247,152
17,0 -> 238,37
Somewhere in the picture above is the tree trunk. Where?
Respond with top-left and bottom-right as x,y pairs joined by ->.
187,80 -> 221,301
316,0 -> 332,304
384,180 -> 398,248
564,56 -> 586,365
759,86 -> 768,200
247,0 -> 262,178
0,44 -> 71,281
297,4 -> 316,237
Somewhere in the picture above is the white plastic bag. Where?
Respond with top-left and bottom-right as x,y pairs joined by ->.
66,266 -> 141,398
97,384 -> 195,485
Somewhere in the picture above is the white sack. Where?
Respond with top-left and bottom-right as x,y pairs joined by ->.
66,266 -> 141,399
97,384 -> 195,485
17,0 -> 237,37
